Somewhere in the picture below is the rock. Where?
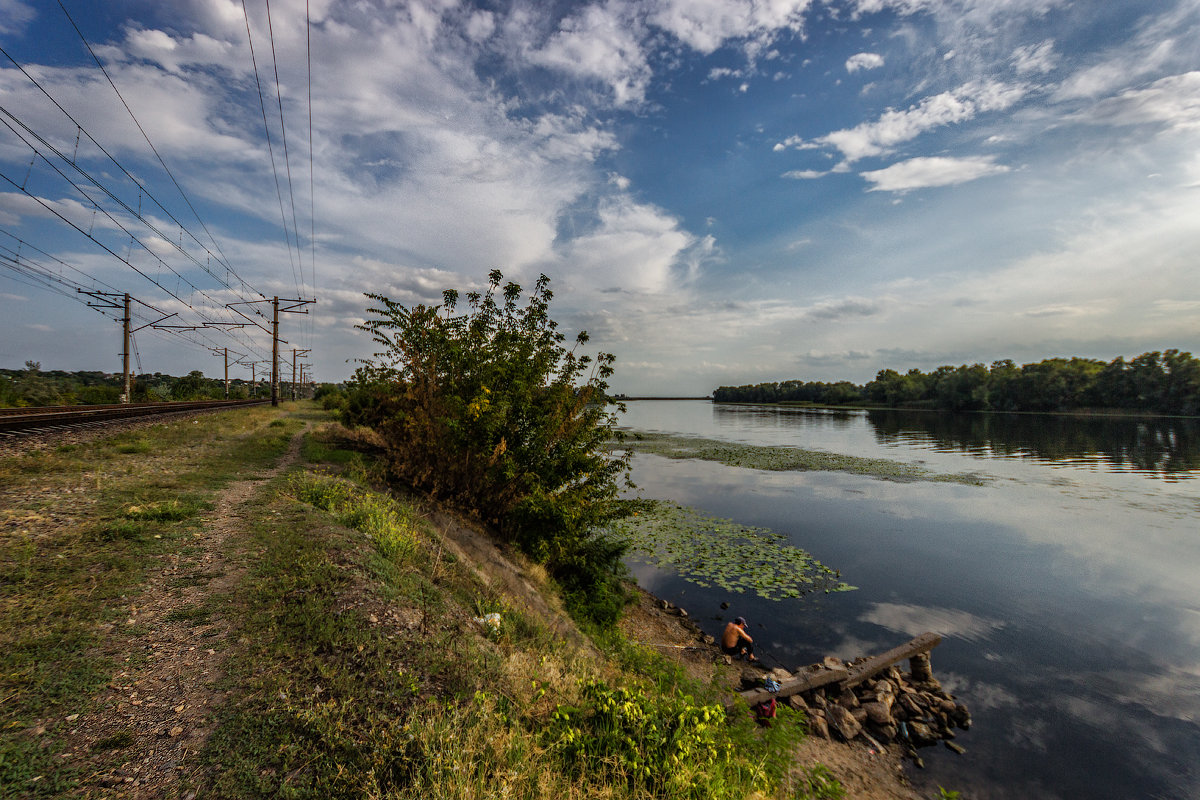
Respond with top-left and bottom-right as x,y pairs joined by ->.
767,668 -> 791,683
722,655 -> 733,665
808,692 -> 827,710
700,634 -> 715,645
899,694 -> 923,718
826,704 -> 863,741
836,690 -> 860,709
938,699 -> 957,715
907,721 -> 936,747
720,601 -> 730,609
788,694 -> 809,711
169,726 -> 184,738
872,722 -> 898,743
945,741 -> 966,755
677,607 -> 688,618
807,714 -> 830,739
851,707 -> 869,724
862,701 -> 893,726
822,656 -> 843,669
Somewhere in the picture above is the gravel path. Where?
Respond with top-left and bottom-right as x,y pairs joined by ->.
54,429 -> 304,798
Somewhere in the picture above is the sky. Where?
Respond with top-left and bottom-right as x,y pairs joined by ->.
1,0 -> 1199,396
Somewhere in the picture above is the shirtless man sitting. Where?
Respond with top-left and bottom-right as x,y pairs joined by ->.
721,616 -> 757,662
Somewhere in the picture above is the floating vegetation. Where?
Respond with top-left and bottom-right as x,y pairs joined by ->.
616,432 -> 987,484
609,500 -> 855,600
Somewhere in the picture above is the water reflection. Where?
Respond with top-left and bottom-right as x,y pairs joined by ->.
864,410 -> 1200,478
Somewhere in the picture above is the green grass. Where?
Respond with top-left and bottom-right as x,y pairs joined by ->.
1,403 -> 847,799
0,403 -> 305,798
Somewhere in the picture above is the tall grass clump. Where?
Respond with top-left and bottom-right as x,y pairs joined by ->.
346,270 -> 632,625
287,471 -> 418,560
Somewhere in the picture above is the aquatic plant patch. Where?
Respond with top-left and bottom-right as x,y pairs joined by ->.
608,501 -> 854,600
617,432 -> 987,484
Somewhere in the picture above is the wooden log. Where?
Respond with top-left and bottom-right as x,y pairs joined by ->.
842,632 -> 941,688
734,632 -> 941,707
738,665 -> 848,705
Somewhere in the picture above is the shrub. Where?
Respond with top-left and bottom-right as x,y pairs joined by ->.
348,271 -> 631,623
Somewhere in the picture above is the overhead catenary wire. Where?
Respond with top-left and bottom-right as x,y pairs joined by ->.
0,44 -> 262,303
241,0 -> 303,298
0,120 -> 242,322
1,5 -> 313,376
53,0 -> 247,294
264,0 -> 306,300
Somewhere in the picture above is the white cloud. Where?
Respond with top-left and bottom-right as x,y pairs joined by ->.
1012,39 -> 1057,74
1076,71 -> 1200,132
1054,41 -> 1176,101
845,52 -> 884,73
782,169 -> 827,179
648,0 -> 813,56
861,602 -> 1006,642
527,3 -> 651,107
558,197 -> 695,294
795,81 -> 1026,162
861,155 -> 1010,191
0,0 -> 35,35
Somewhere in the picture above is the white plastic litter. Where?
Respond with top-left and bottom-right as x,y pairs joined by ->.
473,612 -> 502,631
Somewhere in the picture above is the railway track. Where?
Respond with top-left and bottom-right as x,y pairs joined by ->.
0,399 -> 270,437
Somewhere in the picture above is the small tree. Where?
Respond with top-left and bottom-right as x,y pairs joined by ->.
351,271 -> 632,623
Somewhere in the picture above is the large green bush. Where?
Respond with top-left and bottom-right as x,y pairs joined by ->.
349,271 -> 632,624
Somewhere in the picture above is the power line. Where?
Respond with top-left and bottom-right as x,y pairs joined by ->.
54,0 -> 245,293
264,0 -> 306,298
0,43 -> 263,301
0,105 -> 249,301
241,0 -> 302,296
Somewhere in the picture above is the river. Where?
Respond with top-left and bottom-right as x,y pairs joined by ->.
618,401 -> 1200,800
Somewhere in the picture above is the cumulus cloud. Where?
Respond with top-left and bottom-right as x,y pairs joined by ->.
557,197 -> 695,294
527,3 -> 651,107
648,0 -> 812,56
861,155 -> 1010,191
845,52 -> 884,73
786,81 -> 1026,162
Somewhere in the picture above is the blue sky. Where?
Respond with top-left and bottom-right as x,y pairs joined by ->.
2,0 -> 1199,395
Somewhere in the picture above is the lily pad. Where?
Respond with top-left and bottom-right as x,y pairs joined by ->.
609,500 -> 855,601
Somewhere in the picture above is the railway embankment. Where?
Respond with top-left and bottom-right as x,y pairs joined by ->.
1,402 -> 926,799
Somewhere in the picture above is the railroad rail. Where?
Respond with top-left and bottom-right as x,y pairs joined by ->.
0,399 -> 270,436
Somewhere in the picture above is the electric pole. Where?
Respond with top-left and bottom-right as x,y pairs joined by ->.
122,293 -> 131,403
226,296 -> 315,407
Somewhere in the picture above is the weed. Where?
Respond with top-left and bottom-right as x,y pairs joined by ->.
122,497 -> 209,522
90,730 -> 135,751
285,471 -> 418,561
793,764 -> 846,799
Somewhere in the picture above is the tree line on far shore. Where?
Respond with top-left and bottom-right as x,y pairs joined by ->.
713,349 -> 1200,416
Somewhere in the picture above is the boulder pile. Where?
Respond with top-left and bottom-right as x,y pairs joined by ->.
760,657 -> 971,766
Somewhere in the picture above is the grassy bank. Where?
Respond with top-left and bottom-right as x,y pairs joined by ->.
0,403 -> 848,799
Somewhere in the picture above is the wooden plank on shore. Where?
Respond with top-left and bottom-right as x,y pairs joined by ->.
735,632 -> 942,705
842,631 -> 942,688
738,665 -> 848,705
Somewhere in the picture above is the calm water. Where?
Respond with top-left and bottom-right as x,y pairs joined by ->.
618,402 -> 1200,800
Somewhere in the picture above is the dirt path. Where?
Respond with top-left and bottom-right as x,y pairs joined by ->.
59,430 -> 305,798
